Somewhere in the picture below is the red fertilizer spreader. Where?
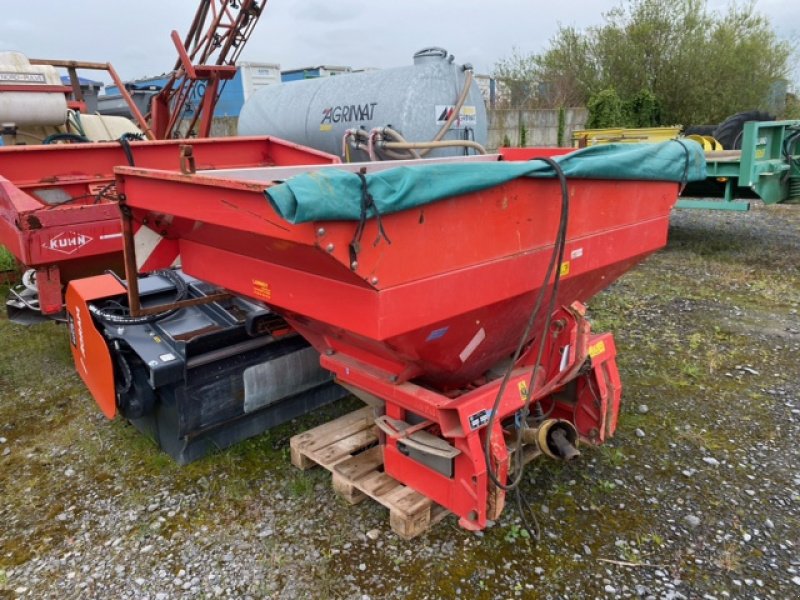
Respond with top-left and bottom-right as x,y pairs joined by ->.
96,142 -> 704,528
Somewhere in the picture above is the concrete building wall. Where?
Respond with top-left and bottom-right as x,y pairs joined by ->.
202,116 -> 239,137
487,107 -> 588,149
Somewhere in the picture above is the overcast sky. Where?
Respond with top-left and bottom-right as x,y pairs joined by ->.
2,0 -> 797,83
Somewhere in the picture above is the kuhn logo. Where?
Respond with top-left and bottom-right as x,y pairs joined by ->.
44,231 -> 93,255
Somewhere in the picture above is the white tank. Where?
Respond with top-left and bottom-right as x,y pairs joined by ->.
0,52 -> 68,126
238,48 -> 487,160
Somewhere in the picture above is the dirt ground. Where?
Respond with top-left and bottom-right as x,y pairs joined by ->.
1,203 -> 799,599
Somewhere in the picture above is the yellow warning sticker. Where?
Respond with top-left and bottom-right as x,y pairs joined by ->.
518,380 -> 529,402
560,261 -> 571,277
252,279 -> 272,301
588,340 -> 606,358
319,124 -> 333,132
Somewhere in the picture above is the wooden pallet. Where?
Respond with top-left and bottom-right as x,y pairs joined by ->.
289,406 -> 449,539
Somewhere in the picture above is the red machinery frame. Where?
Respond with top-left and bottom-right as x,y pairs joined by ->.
150,0 -> 265,139
319,302 -> 621,527
111,157 -> 680,528
0,137 -> 338,316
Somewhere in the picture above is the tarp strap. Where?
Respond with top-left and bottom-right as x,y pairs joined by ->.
349,171 -> 391,267
670,139 -> 690,194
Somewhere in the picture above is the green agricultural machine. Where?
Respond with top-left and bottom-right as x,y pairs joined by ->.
678,120 -> 800,211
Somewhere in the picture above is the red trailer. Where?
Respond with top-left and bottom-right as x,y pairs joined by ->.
0,137 -> 338,322
68,141 -> 705,528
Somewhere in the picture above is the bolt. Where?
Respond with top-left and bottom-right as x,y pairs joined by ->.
389,375 -> 399,383
370,276 -> 379,285
325,348 -> 335,356
350,261 -> 359,270
326,243 -> 335,253
317,227 -> 326,237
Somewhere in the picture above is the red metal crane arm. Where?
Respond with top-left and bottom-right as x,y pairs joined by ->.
150,0 -> 265,139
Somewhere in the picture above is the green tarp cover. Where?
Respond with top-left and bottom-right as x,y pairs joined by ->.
265,140 -> 706,224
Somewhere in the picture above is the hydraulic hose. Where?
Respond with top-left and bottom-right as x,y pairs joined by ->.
349,67 -> 478,162
417,68 -> 474,157
89,269 -> 188,325
483,157 -> 571,494
42,132 -> 90,145
67,110 -> 87,138
380,127 -> 421,160
380,139 -> 487,155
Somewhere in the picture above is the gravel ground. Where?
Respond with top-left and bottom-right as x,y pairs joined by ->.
1,203 -> 799,599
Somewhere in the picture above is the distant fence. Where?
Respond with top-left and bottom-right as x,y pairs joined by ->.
487,108 -> 588,150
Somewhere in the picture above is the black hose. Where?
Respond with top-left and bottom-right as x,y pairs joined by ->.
113,341 -> 133,396
117,136 -> 137,167
89,269 -> 188,325
514,487 -> 541,543
119,132 -> 146,142
42,132 -> 90,145
482,157 -> 570,495
781,128 -> 800,183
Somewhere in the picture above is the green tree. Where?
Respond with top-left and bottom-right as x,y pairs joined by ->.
786,93 -> 800,119
493,0 -> 795,124
587,88 -> 626,128
493,48 -> 539,108
625,88 -> 661,127
534,26 -> 601,107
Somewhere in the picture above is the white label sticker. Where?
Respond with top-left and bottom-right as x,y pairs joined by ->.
159,353 -> 177,362
571,248 -> 584,259
459,327 -> 486,363
435,105 -> 477,126
559,345 -> 570,372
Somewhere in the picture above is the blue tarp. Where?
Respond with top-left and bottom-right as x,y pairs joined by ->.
265,140 -> 707,224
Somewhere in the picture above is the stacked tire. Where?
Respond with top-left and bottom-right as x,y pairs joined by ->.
712,110 -> 774,150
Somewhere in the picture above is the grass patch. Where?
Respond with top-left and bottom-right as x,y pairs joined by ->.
0,245 -> 16,271
1,207 -> 799,596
